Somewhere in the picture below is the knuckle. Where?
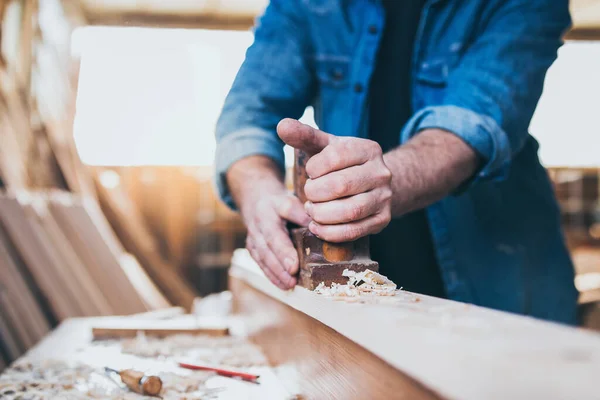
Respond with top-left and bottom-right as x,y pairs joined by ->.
381,188 -> 393,203
343,225 -> 363,241
310,205 -> 324,223
347,202 -> 364,221
369,140 -> 383,156
326,150 -> 343,171
304,180 -> 316,200
380,166 -> 392,182
333,179 -> 350,198
276,196 -> 294,219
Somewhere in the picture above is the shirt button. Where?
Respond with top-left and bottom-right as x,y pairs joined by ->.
330,68 -> 344,81
354,83 -> 364,93
368,25 -> 378,35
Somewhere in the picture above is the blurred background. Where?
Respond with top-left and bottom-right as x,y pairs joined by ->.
1,0 -> 600,369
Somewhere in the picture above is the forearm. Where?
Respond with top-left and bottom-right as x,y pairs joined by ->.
383,129 -> 480,216
226,155 -> 286,213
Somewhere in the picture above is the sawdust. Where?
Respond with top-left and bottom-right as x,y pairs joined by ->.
0,360 -> 220,399
314,269 -> 400,297
120,333 -> 268,367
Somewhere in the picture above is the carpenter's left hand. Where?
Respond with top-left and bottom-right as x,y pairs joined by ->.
277,118 -> 392,243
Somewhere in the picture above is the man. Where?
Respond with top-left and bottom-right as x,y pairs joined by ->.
215,0 -> 578,324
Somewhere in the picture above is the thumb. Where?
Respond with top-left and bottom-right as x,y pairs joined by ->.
277,118 -> 332,156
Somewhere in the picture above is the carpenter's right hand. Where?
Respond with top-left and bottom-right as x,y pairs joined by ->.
241,188 -> 310,290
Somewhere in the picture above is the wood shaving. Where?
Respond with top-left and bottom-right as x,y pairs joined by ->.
314,269 -> 400,297
0,360 -> 220,400
120,334 -> 267,367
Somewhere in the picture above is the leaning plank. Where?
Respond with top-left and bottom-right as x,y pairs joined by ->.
0,227 -> 50,345
93,172 -> 197,309
119,253 -> 171,311
0,287 -> 33,350
47,195 -> 148,315
0,195 -> 79,320
0,306 -> 22,362
30,195 -> 113,316
19,199 -> 88,317
230,249 -> 600,400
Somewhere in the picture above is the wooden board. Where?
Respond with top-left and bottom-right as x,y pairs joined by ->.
93,172 -> 197,309
31,195 -> 113,316
231,277 -> 441,400
0,195 -> 79,319
118,253 -> 171,311
0,223 -> 50,342
92,320 -> 230,339
230,249 -> 600,400
0,290 -> 23,361
47,196 -> 149,315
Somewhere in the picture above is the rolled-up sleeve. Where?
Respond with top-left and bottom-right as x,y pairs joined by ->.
214,0 -> 315,209
215,127 -> 286,208
401,105 -> 511,182
402,0 -> 571,186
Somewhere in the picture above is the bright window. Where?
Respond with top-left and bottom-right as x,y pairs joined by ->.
73,29 -> 600,168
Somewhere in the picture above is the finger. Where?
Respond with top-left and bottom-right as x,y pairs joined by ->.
277,118 -> 332,156
305,191 -> 385,225
308,211 -> 391,243
253,229 -> 297,288
246,236 -> 287,289
275,193 -> 311,227
262,220 -> 301,276
304,165 -> 389,203
305,139 -> 374,179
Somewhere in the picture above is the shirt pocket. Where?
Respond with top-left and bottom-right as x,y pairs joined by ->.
313,56 -> 351,134
416,58 -> 450,87
314,56 -> 351,89
414,52 -> 459,109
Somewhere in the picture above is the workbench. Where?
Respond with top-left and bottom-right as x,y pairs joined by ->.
3,249 -> 600,399
229,250 -> 600,400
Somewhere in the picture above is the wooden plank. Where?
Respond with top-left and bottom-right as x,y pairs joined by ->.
31,195 -> 113,316
119,253 -> 171,311
0,353 -> 6,374
0,289 -> 23,361
19,198 -> 87,317
47,195 -> 148,315
129,307 -> 185,320
92,322 -> 229,340
0,286 -> 33,349
231,277 -> 440,400
230,249 -> 600,400
93,171 -> 197,309
0,195 -> 78,320
0,224 -> 50,344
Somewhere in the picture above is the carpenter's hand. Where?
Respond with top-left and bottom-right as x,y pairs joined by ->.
278,118 -> 392,243
241,185 -> 310,290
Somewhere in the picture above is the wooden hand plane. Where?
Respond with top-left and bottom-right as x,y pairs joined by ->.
291,149 -> 378,290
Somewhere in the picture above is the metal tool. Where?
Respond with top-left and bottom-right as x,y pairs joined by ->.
104,367 -> 163,396
291,149 -> 379,290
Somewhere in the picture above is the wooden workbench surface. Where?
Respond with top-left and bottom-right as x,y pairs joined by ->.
1,316 -> 294,399
230,249 -> 600,400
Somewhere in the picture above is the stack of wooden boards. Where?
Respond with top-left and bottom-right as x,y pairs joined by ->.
0,191 -> 172,367
0,1 -> 198,371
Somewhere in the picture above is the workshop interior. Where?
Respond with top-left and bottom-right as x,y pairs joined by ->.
1,0 -> 600,399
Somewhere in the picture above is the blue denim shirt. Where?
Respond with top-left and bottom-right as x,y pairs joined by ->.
215,0 -> 578,324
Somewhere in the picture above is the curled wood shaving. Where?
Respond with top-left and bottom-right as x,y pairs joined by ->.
314,269 -> 400,297
0,360 -> 220,400
120,334 -> 267,367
